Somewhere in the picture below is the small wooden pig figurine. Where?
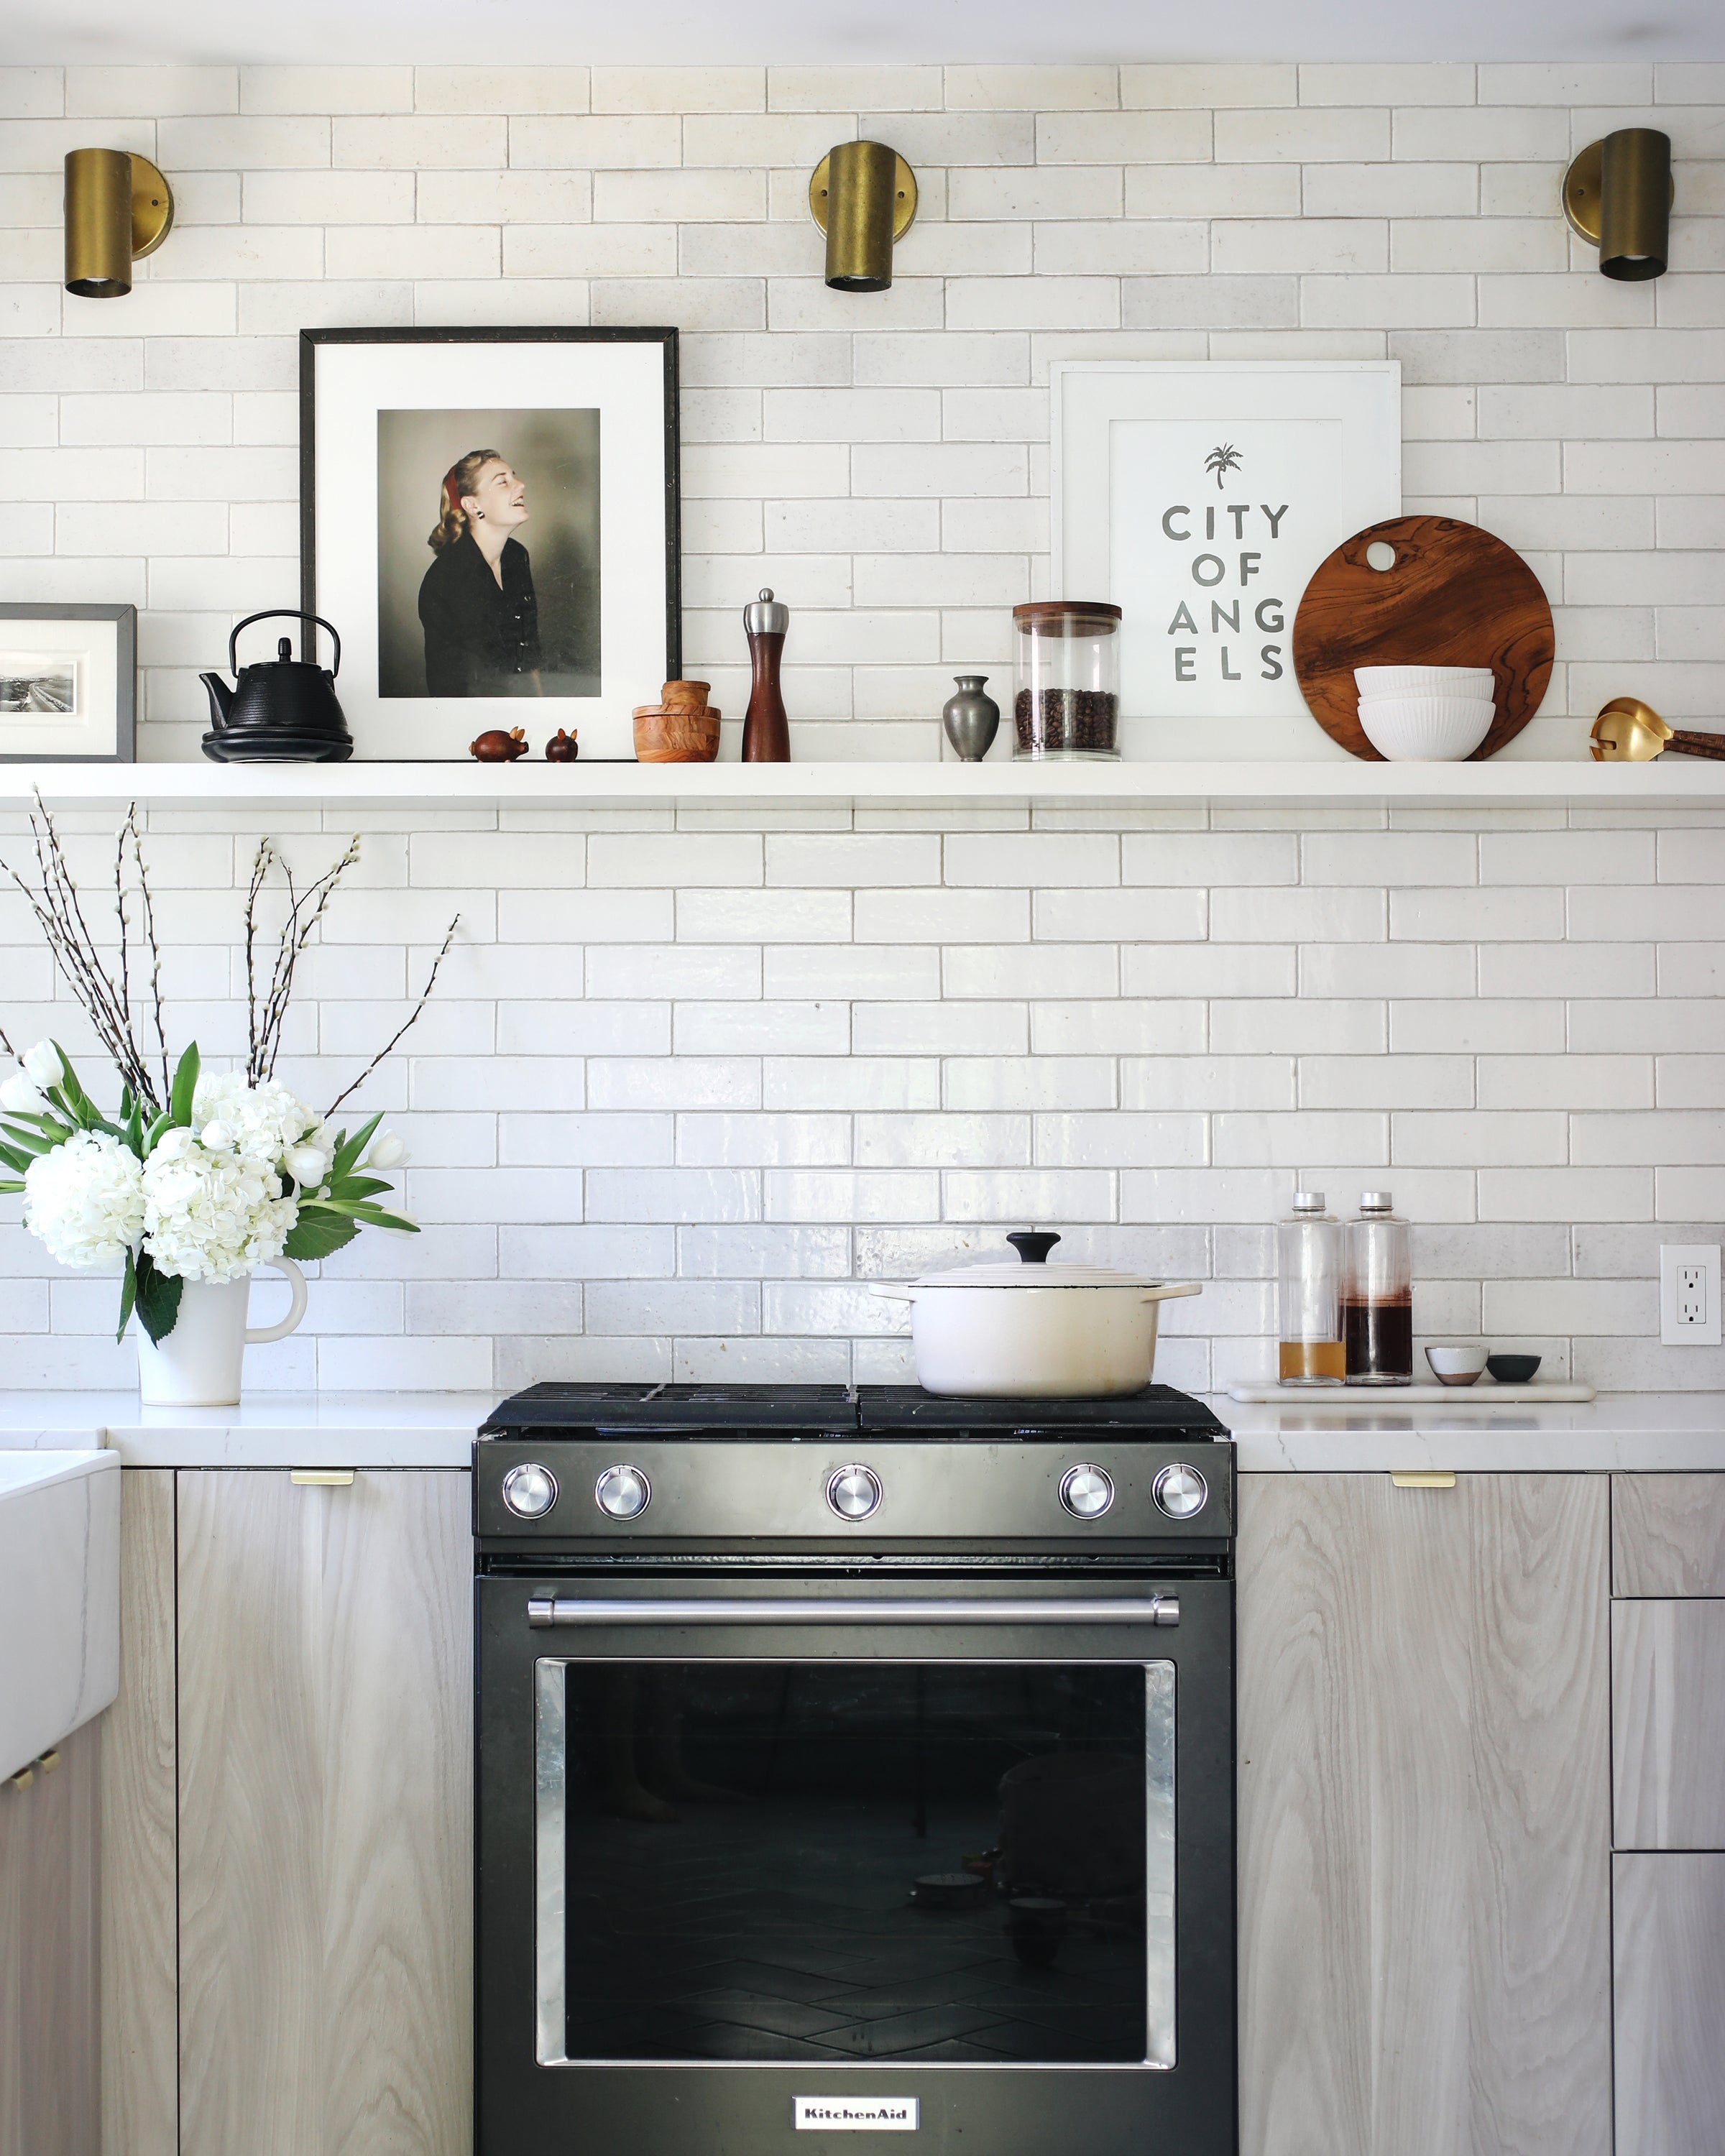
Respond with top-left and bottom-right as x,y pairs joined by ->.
545,728 -> 579,761
469,727 -> 529,762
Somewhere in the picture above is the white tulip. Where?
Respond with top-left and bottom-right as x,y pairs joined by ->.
0,1071 -> 46,1116
22,1041 -> 61,1089
151,1127 -> 196,1161
285,1143 -> 329,1186
200,1120 -> 234,1152
364,1133 -> 408,1171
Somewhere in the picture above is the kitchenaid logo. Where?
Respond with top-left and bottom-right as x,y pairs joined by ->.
794,2096 -> 919,2131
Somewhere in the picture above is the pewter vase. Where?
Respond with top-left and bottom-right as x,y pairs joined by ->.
942,675 -> 999,761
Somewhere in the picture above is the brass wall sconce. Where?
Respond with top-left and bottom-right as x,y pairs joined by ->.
1563,128 -> 1672,281
809,140 -> 916,292
64,149 -> 174,298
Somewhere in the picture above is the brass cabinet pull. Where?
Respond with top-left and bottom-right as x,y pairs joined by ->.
1392,1470 -> 1457,1489
290,1469 -> 355,1487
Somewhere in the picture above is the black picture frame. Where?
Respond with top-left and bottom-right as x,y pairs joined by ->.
299,326 -> 681,754
0,602 -> 136,763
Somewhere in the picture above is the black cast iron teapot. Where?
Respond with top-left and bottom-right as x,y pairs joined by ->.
201,610 -> 354,762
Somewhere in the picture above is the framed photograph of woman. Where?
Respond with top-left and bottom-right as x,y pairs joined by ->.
300,328 -> 679,761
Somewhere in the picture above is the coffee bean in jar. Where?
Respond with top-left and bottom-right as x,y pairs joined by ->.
1011,601 -> 1122,760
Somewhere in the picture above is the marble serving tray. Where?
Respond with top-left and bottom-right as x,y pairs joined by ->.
1228,1382 -> 1596,1406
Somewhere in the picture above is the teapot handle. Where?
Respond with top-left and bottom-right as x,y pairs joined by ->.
229,609 -> 341,679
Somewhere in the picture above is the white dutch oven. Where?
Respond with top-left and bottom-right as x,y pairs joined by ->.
871,1232 -> 1202,1399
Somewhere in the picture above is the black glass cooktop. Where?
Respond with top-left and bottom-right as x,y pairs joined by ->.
486,1381 -> 1225,1442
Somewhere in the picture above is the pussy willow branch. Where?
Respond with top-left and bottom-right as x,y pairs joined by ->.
242,840 -> 271,1084
125,810 -> 170,1105
324,916 -> 460,1119
250,836 -> 361,1082
1,797 -> 161,1111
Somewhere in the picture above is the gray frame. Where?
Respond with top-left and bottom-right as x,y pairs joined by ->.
0,602 -> 136,763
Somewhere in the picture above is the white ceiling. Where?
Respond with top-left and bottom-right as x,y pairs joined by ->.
2,0 -> 1721,67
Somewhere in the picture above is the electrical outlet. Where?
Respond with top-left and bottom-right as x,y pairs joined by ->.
1660,1244 -> 1722,1347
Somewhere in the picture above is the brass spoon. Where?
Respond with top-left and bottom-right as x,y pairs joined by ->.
1589,698 -> 1725,763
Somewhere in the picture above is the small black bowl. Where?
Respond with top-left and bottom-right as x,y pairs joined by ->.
1486,1353 -> 1542,1385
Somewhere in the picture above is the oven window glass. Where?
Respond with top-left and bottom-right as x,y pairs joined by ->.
536,1660 -> 1174,2068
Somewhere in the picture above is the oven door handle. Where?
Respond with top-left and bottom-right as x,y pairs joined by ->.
526,1594 -> 1179,1627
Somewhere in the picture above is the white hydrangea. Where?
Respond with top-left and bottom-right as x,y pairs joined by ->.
22,1133 -> 145,1272
191,1072 -> 320,1168
140,1140 -> 298,1284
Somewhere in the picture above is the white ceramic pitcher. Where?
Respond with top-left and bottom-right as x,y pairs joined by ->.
135,1257 -> 308,1408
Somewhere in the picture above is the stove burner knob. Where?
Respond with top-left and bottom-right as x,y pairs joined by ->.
827,1464 -> 883,1521
595,1465 -> 652,1521
1059,1464 -> 1115,1520
1154,1462 -> 1208,1520
501,1462 -> 558,1520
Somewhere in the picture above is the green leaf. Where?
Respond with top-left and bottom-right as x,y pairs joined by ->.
143,1112 -> 170,1155
132,1253 -> 183,1345
124,1100 -> 144,1159
331,1112 -> 382,1182
328,1174 -> 392,1201
282,1211 -> 361,1263
116,1249 -> 138,1344
168,1044 -> 201,1129
119,1084 -> 134,1122
0,1178 -> 24,1196
0,1142 -> 31,1175
1,1123 -> 58,1158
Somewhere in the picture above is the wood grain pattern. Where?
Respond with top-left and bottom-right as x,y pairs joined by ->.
1613,1474 -> 1725,1596
1613,1599 -> 1725,1849
1614,1853 -> 1725,2156
1238,1473 -> 1610,2156
177,1470 -> 473,2156
100,1469 -> 178,2156
1291,515 -> 1554,761
0,1716 -> 101,2156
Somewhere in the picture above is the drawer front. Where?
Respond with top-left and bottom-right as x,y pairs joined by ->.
1613,1475 -> 1725,1597
1614,1854 -> 1725,2156
1613,1599 -> 1725,1849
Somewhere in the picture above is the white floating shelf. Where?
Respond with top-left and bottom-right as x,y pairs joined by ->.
2,760 -> 1723,811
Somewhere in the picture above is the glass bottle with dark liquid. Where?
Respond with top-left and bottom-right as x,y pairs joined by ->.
1343,1192 -> 1412,1386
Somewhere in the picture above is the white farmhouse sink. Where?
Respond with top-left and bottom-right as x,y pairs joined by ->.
0,1451 -> 120,1782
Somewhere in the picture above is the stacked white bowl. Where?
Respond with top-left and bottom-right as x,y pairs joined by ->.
1354,665 -> 1496,761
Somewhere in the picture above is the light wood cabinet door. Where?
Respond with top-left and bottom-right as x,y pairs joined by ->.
100,1469 -> 178,2156
0,1717 -> 100,2156
1614,1853 -> 1725,2156
1613,1475 -> 1725,1597
1613,1598 -> 1725,1849
1238,1473 -> 1611,2156
176,1470 -> 473,2156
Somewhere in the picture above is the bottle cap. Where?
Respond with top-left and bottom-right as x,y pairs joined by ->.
1359,1192 -> 1394,1212
1293,1192 -> 1326,1212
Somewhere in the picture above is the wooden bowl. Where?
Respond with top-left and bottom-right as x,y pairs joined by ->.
633,706 -> 721,764
661,679 -> 711,712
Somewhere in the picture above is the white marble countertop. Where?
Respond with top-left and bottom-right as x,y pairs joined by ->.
0,1389 -> 1720,1474
0,1392 -> 492,1468
1210,1391 -> 1725,1473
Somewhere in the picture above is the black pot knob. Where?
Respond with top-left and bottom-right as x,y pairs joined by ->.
1006,1230 -> 1062,1266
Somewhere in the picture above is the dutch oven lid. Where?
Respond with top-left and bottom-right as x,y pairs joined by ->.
906,1230 -> 1162,1290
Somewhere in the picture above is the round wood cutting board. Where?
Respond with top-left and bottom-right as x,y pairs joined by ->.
1292,515 -> 1554,761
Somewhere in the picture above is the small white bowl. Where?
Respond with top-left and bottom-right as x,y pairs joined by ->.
1426,1345 -> 1489,1386
1356,665 -> 1496,696
1358,696 -> 1496,762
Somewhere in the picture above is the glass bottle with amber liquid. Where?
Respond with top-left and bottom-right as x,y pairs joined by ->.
1343,1192 -> 1412,1386
1277,1192 -> 1344,1386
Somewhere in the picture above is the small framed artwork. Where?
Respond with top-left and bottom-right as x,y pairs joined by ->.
1051,361 -> 1401,760
0,603 -> 136,763
301,327 -> 681,760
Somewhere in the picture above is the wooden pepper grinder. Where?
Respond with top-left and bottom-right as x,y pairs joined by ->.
742,587 -> 790,762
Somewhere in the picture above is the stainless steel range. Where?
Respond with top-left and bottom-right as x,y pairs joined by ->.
475,1382 -> 1236,2156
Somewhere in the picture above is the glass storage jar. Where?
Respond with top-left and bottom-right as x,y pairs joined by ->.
1012,602 -> 1121,760
1343,1192 -> 1412,1386
1277,1192 -> 1343,1386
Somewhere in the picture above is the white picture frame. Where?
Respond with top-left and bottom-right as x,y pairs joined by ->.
1051,361 -> 1402,761
0,604 -> 134,763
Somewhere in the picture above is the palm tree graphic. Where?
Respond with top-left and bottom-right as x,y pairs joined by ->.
1205,443 -> 1242,489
